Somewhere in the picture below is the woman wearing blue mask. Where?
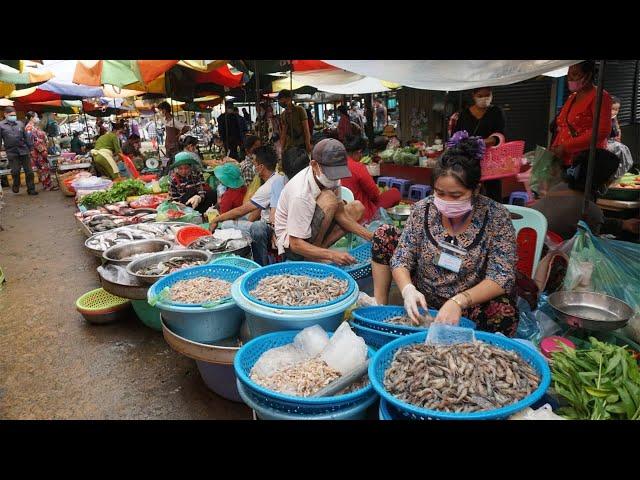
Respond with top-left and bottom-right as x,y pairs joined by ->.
370,131 -> 519,335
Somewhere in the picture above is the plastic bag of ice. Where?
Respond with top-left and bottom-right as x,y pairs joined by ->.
320,322 -> 368,375
250,344 -> 309,378
293,325 -> 330,357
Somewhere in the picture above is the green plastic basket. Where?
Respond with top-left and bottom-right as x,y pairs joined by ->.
76,288 -> 130,313
131,299 -> 162,331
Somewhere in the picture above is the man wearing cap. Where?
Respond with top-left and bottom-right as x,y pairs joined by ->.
274,138 -> 374,265
0,107 -> 37,195
278,90 -> 312,154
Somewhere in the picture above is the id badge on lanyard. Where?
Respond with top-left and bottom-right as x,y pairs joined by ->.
434,240 -> 467,274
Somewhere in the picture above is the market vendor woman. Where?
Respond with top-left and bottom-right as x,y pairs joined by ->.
169,152 -> 216,215
92,121 -> 126,179
371,131 -> 519,336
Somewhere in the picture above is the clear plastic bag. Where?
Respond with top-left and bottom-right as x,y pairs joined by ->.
250,344 -> 309,378
425,324 -> 476,345
320,322 -> 368,375
509,404 -> 566,420
293,325 -> 329,357
529,145 -> 563,196
563,222 -> 640,340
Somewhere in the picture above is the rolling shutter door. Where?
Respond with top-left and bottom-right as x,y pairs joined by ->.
492,77 -> 553,152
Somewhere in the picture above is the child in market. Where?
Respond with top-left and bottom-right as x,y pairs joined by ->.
213,162 -> 247,214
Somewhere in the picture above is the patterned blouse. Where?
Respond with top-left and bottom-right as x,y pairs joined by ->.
169,170 -> 206,201
390,195 -> 517,305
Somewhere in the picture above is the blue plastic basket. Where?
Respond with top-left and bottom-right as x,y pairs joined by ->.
369,331 -> 551,420
239,262 -> 357,311
211,255 -> 260,272
231,279 -> 358,340
379,398 -> 405,420
148,264 -> 246,308
237,380 -> 377,420
350,320 -> 401,350
333,242 -> 372,280
352,305 -> 476,336
234,330 -> 376,415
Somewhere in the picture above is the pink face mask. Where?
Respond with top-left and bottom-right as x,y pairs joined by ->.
568,78 -> 584,92
433,195 -> 473,219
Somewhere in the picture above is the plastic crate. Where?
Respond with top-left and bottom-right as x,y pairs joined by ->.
369,330 -> 551,420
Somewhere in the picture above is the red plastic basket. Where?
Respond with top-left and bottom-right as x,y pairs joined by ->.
175,225 -> 211,246
481,141 -> 525,178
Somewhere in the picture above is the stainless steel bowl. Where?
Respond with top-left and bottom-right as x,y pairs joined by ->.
387,205 -> 412,221
188,234 -> 253,258
103,239 -> 173,266
125,249 -> 212,285
548,291 -> 634,332
97,264 -> 150,300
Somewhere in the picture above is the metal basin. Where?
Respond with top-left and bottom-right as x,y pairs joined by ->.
103,239 -> 173,266
548,291 -> 634,332
161,316 -> 242,364
97,264 -> 149,300
388,205 -> 412,221
188,234 -> 253,259
126,249 -> 212,285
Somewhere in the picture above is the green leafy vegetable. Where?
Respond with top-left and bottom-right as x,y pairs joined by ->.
551,337 -> 640,420
80,179 -> 150,208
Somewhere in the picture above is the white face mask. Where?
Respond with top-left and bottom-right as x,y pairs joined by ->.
474,96 -> 492,108
315,166 -> 340,189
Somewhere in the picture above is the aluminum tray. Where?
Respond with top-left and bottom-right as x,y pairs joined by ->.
126,249 -> 212,285
548,291 -> 634,332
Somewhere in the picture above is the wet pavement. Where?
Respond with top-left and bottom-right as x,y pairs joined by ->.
0,188 -> 251,419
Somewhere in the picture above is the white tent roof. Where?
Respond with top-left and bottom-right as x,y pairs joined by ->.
322,60 -> 581,91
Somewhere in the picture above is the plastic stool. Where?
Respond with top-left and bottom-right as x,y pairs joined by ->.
509,191 -> 530,206
377,176 -> 395,188
409,184 -> 432,201
390,178 -> 413,198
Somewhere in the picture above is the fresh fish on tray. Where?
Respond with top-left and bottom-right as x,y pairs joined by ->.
134,256 -> 205,276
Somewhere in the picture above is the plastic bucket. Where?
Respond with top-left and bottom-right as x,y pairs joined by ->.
231,279 -> 358,340
131,299 -> 162,331
196,361 -> 242,402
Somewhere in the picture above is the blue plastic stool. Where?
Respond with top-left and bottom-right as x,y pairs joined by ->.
509,191 -> 530,206
390,178 -> 413,198
377,176 -> 395,188
409,184 -> 432,201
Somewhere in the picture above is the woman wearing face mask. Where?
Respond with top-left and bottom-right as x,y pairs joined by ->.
451,87 -> 505,147
549,61 -> 613,168
24,111 -> 55,191
370,131 -> 519,336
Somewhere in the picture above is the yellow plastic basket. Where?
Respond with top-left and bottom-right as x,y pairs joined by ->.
76,288 -> 130,313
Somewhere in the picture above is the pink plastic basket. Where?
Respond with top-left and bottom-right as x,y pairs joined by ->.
481,140 -> 525,178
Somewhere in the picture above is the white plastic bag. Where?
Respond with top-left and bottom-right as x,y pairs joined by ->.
320,322 -> 368,375
250,344 -> 309,378
509,404 -> 566,420
356,292 -> 378,307
293,325 -> 330,357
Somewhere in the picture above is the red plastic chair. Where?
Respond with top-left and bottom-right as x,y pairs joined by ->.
119,153 -> 158,183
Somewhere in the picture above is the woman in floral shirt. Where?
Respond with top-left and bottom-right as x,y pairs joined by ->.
25,112 -> 55,191
371,131 -> 519,336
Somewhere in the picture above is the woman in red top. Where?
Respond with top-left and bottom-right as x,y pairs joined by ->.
550,61 -> 612,167
341,135 -> 401,223
337,105 -> 353,142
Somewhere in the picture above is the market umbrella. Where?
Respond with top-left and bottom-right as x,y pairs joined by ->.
0,63 -> 55,97
9,80 -> 104,103
12,99 -> 81,114
72,60 -> 179,88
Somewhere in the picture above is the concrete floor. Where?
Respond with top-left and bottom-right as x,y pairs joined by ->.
0,187 -> 251,419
